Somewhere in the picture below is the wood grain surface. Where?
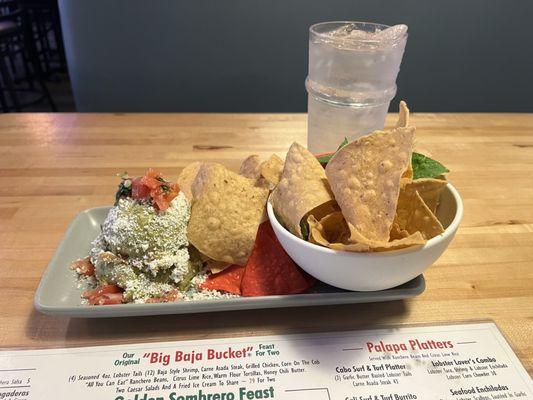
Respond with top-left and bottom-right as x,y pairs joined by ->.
0,113 -> 531,376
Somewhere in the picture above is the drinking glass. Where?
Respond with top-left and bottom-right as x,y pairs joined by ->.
306,21 -> 408,153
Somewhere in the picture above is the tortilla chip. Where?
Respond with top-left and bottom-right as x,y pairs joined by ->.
239,155 -> 262,180
203,256 -> 232,274
177,161 -> 204,202
260,154 -> 284,185
325,127 -> 415,242
187,163 -> 269,266
308,201 -> 341,223
394,185 -> 444,240
309,214 -> 425,252
404,178 -> 447,213
271,142 -> 335,238
396,101 -> 413,182
390,222 -> 410,240
307,215 -> 329,248
400,173 -> 412,186
200,252 -> 233,274
396,100 -> 410,129
329,231 -> 426,252
308,212 -> 349,246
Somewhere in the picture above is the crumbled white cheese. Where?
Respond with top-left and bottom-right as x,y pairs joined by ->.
75,192 -> 239,304
76,274 -> 97,291
123,275 -> 176,303
89,234 -> 107,265
101,192 -> 190,275
105,193 -> 188,247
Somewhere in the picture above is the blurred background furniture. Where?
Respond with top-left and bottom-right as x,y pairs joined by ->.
58,0 -> 533,113
23,0 -> 66,77
0,0 -> 65,112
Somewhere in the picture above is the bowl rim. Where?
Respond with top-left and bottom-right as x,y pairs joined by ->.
267,182 -> 463,257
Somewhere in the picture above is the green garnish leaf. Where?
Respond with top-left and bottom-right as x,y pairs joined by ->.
300,218 -> 310,241
316,154 -> 332,164
336,137 -> 349,151
316,137 -> 349,165
411,152 -> 450,179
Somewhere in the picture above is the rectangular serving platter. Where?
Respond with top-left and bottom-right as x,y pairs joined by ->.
34,207 -> 425,318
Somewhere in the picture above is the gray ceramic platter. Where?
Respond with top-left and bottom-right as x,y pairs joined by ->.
34,207 -> 425,318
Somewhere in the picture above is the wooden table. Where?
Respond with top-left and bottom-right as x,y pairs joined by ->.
0,113 -> 531,376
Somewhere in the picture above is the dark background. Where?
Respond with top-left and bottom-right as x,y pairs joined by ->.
59,0 -> 533,112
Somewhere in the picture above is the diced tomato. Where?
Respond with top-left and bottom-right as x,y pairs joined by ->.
83,285 -> 124,305
131,177 -> 151,200
140,168 -> 162,190
82,284 -> 122,299
69,257 -> 95,276
151,181 -> 179,211
132,169 -> 180,211
88,292 -> 124,305
146,290 -> 180,303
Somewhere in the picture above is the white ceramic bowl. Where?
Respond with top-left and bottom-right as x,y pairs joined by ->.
267,183 -> 463,291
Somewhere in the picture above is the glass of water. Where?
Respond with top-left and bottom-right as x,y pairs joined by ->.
306,21 -> 408,153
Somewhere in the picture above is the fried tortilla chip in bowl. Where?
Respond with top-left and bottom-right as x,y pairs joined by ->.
267,183 -> 462,291
268,102 -> 462,291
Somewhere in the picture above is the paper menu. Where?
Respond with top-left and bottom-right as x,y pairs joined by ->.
0,322 -> 531,400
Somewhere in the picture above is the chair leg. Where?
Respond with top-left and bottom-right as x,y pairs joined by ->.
42,25 -> 52,71
35,13 -> 50,77
20,46 -> 35,90
0,82 -> 9,112
35,74 -> 56,111
6,43 -> 17,79
23,16 -> 57,111
0,54 -> 21,111
51,7 -> 66,72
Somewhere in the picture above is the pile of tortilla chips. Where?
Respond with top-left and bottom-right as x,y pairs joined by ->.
178,153 -> 313,296
177,101 -> 448,297
271,101 -> 447,253
181,153 -> 286,268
